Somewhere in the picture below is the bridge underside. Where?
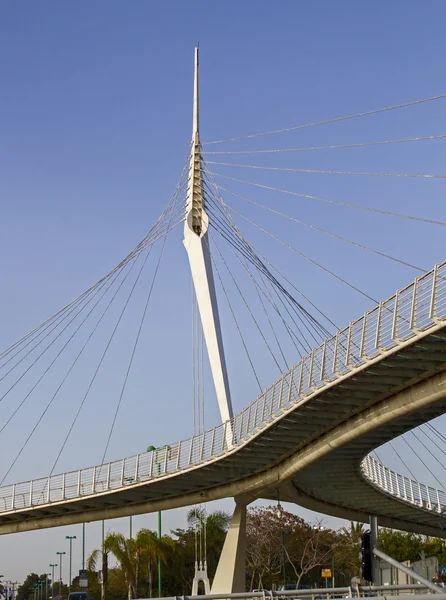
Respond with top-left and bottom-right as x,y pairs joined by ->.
1,329 -> 446,536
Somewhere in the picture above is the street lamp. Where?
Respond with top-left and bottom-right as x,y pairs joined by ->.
65,536 -> 77,592
49,565 -> 57,599
56,552 -> 66,595
45,574 -> 51,600
147,444 -> 167,598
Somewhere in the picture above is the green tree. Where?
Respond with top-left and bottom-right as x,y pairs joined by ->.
378,529 -> 424,563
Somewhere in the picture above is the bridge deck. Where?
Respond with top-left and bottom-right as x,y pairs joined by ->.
1,263 -> 446,534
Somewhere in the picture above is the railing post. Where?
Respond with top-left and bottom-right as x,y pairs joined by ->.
46,478 -> 50,503
261,394 -> 267,421
437,489 -> 442,513
106,463 -> 111,489
29,480 -> 33,506
135,454 -> 140,481
77,471 -> 81,497
401,476 -> 408,500
345,324 -> 352,367
149,450 -> 155,478
332,334 -> 339,373
240,408 -> 245,438
278,376 -> 285,410
120,461 -> 125,486
409,479 -> 415,504
410,278 -> 419,330
429,264 -> 439,319
287,368 -> 295,404
391,291 -> 399,341
375,302 -> 383,350
246,402 -> 253,432
254,398 -> 259,427
359,313 -> 368,358
188,438 -> 195,465
418,482 -> 423,507
92,466 -> 96,493
426,487 -> 432,510
163,446 -> 169,473
308,348 -> 316,387
11,484 -> 15,510
298,359 -> 306,395
222,421 -> 228,452
320,341 -> 327,381
270,386 -> 276,416
176,441 -> 182,469
200,435 -> 206,461
396,473 -> 401,498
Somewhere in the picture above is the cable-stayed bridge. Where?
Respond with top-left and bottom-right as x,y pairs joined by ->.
2,48 -> 446,592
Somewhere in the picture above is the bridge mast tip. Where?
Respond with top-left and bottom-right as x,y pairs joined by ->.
193,45 -> 199,136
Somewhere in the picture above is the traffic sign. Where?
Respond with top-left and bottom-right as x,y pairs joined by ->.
439,565 -> 446,577
79,570 -> 88,588
322,569 -> 332,578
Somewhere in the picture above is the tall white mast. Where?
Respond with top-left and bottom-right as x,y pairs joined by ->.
183,46 -> 233,424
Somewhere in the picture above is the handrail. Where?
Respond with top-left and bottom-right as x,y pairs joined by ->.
361,454 -> 446,514
1,261 -> 445,513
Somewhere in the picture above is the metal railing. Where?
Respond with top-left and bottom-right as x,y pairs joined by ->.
361,454 -> 446,514
1,262 -> 446,514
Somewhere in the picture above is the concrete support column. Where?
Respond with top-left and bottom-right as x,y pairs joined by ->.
211,502 -> 247,594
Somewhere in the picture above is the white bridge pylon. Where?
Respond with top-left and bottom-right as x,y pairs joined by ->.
183,45 -> 233,425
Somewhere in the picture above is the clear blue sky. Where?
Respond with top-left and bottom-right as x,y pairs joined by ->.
1,0 -> 446,584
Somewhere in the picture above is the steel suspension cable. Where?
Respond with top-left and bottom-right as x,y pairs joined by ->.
389,441 -> 417,480
202,170 -> 446,228
203,92 -> 446,145
0,259 -> 135,438
203,172 -> 333,337
202,133 -> 446,155
99,226 -> 171,467
218,199 -> 380,303
206,160 -> 446,179
401,436 -> 445,489
205,237 -> 262,391
203,185 -> 338,331
211,237 -> 284,372
0,215 -> 184,401
0,193 -> 186,375
0,153 -> 190,364
206,204 -> 326,349
215,232 -> 290,369
48,251 -> 156,476
216,185 -> 424,271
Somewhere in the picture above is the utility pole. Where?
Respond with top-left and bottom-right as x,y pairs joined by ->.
82,523 -> 86,571
65,536 -> 76,593
49,565 -> 57,599
56,552 -> 66,595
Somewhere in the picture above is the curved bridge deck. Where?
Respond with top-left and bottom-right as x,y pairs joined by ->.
1,262 -> 446,534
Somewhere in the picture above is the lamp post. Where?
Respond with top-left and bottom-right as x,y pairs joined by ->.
66,536 -> 76,592
82,523 -> 86,572
56,552 -> 66,595
45,574 -> 51,600
49,565 -> 57,599
147,444 -> 165,598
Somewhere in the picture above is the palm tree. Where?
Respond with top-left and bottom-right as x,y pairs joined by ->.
88,532 -> 136,600
134,529 -> 168,598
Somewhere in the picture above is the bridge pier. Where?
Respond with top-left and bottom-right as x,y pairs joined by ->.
211,501 -> 247,594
